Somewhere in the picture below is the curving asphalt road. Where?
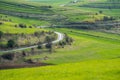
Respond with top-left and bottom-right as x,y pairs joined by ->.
0,32 -> 64,53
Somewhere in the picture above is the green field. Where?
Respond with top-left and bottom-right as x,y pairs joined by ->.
0,21 -> 46,34
28,0 -> 71,4
1,28 -> 120,80
78,7 -> 120,18
0,0 -> 109,23
25,28 -> 120,64
0,14 -> 50,26
0,0 -> 120,80
0,59 -> 120,80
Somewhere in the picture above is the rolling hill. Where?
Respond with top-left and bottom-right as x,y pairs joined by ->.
0,0 -> 120,80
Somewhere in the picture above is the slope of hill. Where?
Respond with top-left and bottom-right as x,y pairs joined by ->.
79,0 -> 120,9
0,0 -> 120,80
0,0 -> 105,24
1,58 -> 120,80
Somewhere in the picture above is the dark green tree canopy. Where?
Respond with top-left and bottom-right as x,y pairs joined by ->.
7,39 -> 15,48
0,31 -> 3,39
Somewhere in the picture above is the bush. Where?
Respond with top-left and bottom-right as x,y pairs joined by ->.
45,36 -> 52,43
99,10 -> 103,14
58,41 -> 66,48
7,39 -> 15,48
0,31 -> 3,39
29,26 -> 32,28
103,16 -> 115,21
19,23 -> 27,28
37,45 -> 43,49
34,31 -> 39,36
45,43 -> 52,49
1,53 -> 14,60
0,22 -> 3,25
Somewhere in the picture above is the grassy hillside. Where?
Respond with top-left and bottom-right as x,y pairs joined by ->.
79,0 -> 120,8
0,0 -> 120,80
0,0 -> 109,23
0,59 -> 120,80
76,0 -> 120,19
78,7 -> 120,18
0,21 -> 46,34
28,0 -> 71,5
1,28 -> 120,80
1,0 -> 79,5
24,28 -> 120,64
0,0 -> 54,14
0,14 -> 49,26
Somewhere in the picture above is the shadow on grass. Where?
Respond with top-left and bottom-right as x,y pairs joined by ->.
0,62 -> 54,70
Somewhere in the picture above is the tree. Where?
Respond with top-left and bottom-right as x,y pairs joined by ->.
45,36 -> 52,43
45,43 -> 52,49
48,5 -> 52,8
29,26 -> 32,28
110,16 -> 115,20
59,41 -> 65,48
45,43 -> 53,53
64,33 -> 73,45
37,45 -> 43,49
34,31 -> 39,36
0,31 -> 3,39
99,10 -> 103,14
22,51 -> 27,57
31,48 -> 35,55
37,41 -> 43,50
7,39 -> 15,48
0,22 -> 3,25
19,23 -> 27,28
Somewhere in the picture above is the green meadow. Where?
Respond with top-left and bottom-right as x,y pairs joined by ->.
78,7 -> 120,18
0,58 -> 120,80
1,28 -> 120,80
0,0 -> 120,80
0,14 -> 50,26
0,21 -> 47,34
25,28 -> 120,64
28,0 -> 71,5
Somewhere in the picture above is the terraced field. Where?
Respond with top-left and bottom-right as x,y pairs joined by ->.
28,0 -> 72,5
0,0 -> 120,80
0,21 -> 46,34
78,0 -> 120,18
0,14 -> 49,26
78,7 -> 120,18
0,0 -> 107,23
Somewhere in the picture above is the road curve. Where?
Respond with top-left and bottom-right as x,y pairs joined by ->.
0,32 -> 64,53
